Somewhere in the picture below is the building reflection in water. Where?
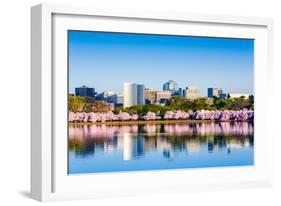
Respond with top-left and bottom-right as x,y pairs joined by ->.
123,133 -> 145,160
69,122 -> 254,160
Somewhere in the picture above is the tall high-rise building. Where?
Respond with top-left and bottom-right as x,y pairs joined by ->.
123,83 -> 145,108
123,83 -> 137,108
208,88 -> 223,98
163,80 -> 179,94
182,89 -> 186,98
185,87 -> 200,99
75,85 -> 95,98
137,84 -> 145,105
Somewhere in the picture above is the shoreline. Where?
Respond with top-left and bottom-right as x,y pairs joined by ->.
69,119 -> 253,126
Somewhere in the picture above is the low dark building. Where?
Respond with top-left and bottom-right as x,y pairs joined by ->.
75,85 -> 95,98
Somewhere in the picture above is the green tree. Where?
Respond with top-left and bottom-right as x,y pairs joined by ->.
249,95 -> 254,110
83,104 -> 93,113
213,97 -> 226,110
227,94 -> 231,99
92,101 -> 109,112
128,105 -> 145,115
112,94 -> 254,115
168,96 -> 185,107
69,96 -> 85,112
223,98 -> 251,110
113,107 -> 124,114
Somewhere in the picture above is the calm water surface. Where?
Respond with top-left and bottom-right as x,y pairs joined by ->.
68,122 -> 254,174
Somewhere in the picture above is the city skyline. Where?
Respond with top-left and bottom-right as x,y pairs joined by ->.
72,81 -> 252,98
69,31 -> 254,96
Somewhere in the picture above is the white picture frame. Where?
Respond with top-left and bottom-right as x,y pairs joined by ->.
31,3 -> 274,202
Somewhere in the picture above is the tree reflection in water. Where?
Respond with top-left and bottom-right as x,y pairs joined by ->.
69,122 -> 254,160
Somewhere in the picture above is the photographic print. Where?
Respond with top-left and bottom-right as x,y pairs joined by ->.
68,31 -> 254,174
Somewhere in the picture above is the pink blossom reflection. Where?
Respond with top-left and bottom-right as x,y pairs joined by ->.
69,122 -> 253,139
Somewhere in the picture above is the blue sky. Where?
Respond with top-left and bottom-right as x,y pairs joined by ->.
68,31 -> 254,96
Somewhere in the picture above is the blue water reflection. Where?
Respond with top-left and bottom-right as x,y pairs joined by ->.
68,122 -> 254,174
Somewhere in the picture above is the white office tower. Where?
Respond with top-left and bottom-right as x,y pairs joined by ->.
123,83 -> 137,108
137,84 -> 145,105
123,82 -> 145,108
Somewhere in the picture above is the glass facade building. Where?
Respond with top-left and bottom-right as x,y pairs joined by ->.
75,85 -> 95,98
163,80 -> 179,94
137,84 -> 145,105
208,88 -> 223,98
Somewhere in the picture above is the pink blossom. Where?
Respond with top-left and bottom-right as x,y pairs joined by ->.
143,112 -> 158,120
68,109 -> 254,122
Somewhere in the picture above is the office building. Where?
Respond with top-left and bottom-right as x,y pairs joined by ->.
156,91 -> 172,103
144,89 -> 157,104
163,80 -> 179,94
102,91 -> 115,98
137,84 -> 145,105
123,83 -> 137,108
75,85 -> 95,98
219,93 -> 227,99
112,94 -> 124,108
95,92 -> 123,106
183,89 -> 186,98
117,94 -> 124,104
94,93 -> 103,101
123,82 -> 145,108
177,87 -> 186,97
208,88 -> 223,98
106,94 -> 118,104
185,87 -> 200,99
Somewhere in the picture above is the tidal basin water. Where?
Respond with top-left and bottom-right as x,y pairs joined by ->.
68,122 -> 254,174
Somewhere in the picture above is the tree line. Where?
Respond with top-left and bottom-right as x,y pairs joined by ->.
69,95 -> 254,116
